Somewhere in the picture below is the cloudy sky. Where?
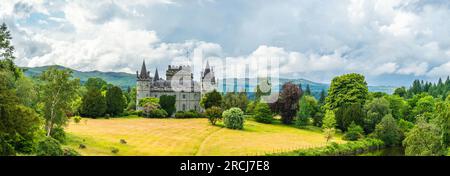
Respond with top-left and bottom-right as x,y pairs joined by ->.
1,0 -> 450,86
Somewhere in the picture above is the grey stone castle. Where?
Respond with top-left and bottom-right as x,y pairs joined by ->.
136,60 -> 216,112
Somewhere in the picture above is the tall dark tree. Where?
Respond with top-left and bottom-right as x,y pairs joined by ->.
304,84 -> 311,96
271,82 -> 302,124
200,89 -> 222,109
0,23 -> 20,79
159,95 -> 176,116
394,87 -> 407,98
84,77 -> 107,90
319,89 -> 326,105
80,87 -> 106,118
105,86 -> 125,116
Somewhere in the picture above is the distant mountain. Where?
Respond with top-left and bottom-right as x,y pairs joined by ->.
23,65 -> 136,90
23,65 -> 397,97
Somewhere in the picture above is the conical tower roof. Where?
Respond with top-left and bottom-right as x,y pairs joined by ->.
139,60 -> 150,79
154,68 -> 160,81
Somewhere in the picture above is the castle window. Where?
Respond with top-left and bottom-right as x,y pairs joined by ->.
182,104 -> 186,111
182,94 -> 186,99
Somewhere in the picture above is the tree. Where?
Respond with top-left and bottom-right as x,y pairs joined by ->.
434,102 -> 450,146
325,73 -> 368,110
0,23 -> 20,79
139,97 -> 160,118
84,77 -> 107,90
364,97 -> 391,133
159,95 -> 176,117
394,87 -> 407,97
271,82 -> 302,124
373,114 -> 402,147
335,103 -> 365,131
296,95 -> 318,127
200,89 -> 222,109
403,117 -> 446,156
343,122 -> 364,141
254,102 -> 273,124
80,87 -> 106,118
322,110 -> 336,143
222,108 -> 245,130
319,89 -> 326,105
105,86 -> 125,116
36,137 -> 63,156
304,84 -> 311,95
205,106 -> 223,125
39,67 -> 80,136
386,95 -> 408,120
411,95 -> 435,118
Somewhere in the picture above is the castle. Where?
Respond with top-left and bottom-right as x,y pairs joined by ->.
136,60 -> 216,112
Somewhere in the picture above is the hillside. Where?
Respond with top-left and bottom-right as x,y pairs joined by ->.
23,65 -> 396,96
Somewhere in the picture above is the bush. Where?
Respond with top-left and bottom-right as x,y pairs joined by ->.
254,103 -> 273,124
36,137 -> 64,156
159,95 -> 176,117
270,138 -> 384,156
343,122 -> 364,141
206,106 -> 223,125
0,137 -> 15,156
222,108 -> 245,130
143,109 -> 168,118
73,116 -> 82,123
50,127 -> 66,144
175,110 -> 206,118
111,147 -> 119,154
63,148 -> 80,156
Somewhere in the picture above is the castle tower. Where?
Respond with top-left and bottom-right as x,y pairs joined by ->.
201,60 -> 217,93
136,60 -> 151,110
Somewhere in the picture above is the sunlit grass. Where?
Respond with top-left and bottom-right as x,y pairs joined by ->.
64,117 -> 344,156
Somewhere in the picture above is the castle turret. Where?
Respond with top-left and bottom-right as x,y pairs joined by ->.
136,60 -> 151,110
154,68 -> 160,81
201,60 -> 217,93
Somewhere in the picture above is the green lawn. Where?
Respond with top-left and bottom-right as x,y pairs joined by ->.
64,117 -> 344,156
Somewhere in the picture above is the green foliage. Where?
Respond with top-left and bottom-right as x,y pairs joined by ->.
253,103 -> 273,124
373,114 -> 402,147
271,82 -> 302,124
403,117 -> 446,156
175,110 -> 206,118
85,77 -> 107,90
222,108 -> 245,130
200,89 -> 222,109
364,97 -> 391,133
39,67 -> 80,136
319,89 -> 326,105
272,138 -> 384,156
73,116 -> 82,123
105,86 -> 125,116
143,109 -> 168,118
322,110 -> 336,129
159,95 -> 176,117
222,92 -> 248,111
386,95 -> 408,120
138,97 -> 159,107
394,87 -> 407,98
36,137 -> 64,156
397,118 -> 414,135
246,101 -> 256,114
63,148 -> 80,156
411,95 -> 435,117
296,95 -> 319,127
80,87 -> 106,118
434,102 -> 450,146
206,106 -> 223,125
50,127 -> 66,144
335,103 -> 365,131
325,73 -> 368,110
343,123 -> 364,141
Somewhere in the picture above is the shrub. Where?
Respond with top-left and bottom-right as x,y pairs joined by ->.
50,127 -> 66,144
73,116 -> 82,123
0,136 -> 15,156
254,103 -> 273,124
111,147 -> 119,154
222,108 -> 245,130
175,110 -> 205,118
36,137 -> 64,156
63,148 -> 80,156
206,106 -> 223,125
343,122 -> 364,141
144,109 -> 168,118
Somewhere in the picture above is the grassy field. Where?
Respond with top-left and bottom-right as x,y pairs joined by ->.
64,117 -> 344,156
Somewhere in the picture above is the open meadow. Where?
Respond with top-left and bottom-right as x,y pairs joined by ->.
64,117 -> 344,156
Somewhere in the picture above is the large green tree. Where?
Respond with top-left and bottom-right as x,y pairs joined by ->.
325,73 -> 368,110
105,86 -> 125,116
373,114 -> 402,147
39,67 -> 80,136
200,89 -> 223,109
80,87 -> 107,118
364,97 -> 392,133
403,117 -> 446,156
